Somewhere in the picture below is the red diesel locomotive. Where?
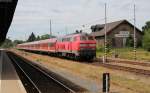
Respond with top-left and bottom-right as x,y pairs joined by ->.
17,32 -> 96,60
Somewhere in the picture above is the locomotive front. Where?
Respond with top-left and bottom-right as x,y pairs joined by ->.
77,33 -> 96,60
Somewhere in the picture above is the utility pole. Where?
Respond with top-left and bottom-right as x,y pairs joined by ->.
133,4 -> 136,60
104,3 -> 107,63
65,26 -> 68,35
50,19 -> 52,38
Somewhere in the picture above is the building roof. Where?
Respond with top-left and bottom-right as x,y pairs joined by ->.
0,0 -> 18,44
90,19 -> 142,37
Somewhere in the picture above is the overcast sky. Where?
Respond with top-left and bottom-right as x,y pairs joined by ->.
7,0 -> 150,40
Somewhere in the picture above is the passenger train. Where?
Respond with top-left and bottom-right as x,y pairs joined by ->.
17,32 -> 96,60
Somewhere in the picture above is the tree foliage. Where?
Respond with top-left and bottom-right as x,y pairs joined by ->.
27,32 -> 36,42
142,21 -> 150,51
26,33 -> 56,42
126,35 -> 134,47
13,40 -> 24,46
36,35 -> 41,41
40,34 -> 56,40
142,21 -> 150,33
0,38 -> 13,48
143,30 -> 150,51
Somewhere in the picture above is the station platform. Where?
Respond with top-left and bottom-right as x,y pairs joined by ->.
0,50 -> 26,93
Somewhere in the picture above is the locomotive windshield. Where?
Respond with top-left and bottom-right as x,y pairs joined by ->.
80,36 -> 87,41
88,36 -> 94,40
80,35 -> 94,41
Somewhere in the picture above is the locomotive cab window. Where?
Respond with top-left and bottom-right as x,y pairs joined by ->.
80,35 -> 94,40
88,36 -> 94,40
73,37 -> 77,41
80,36 -> 87,41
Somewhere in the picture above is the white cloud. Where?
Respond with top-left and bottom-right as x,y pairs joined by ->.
7,0 -> 150,40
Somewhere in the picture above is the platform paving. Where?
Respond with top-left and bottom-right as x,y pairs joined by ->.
0,50 -> 26,93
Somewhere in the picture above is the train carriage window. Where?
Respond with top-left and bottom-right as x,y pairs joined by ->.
58,38 -> 62,42
62,37 -> 72,42
67,37 -> 71,41
62,38 -> 65,42
48,42 -> 55,47
62,38 -> 66,42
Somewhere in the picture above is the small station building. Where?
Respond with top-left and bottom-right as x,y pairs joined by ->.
90,20 -> 143,48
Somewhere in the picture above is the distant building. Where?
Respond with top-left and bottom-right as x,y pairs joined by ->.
91,20 -> 143,48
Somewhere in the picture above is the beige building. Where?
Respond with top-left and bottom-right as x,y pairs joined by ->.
91,20 -> 143,48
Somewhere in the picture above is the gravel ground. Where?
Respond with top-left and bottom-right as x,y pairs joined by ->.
11,49 -> 150,93
35,62 -> 102,93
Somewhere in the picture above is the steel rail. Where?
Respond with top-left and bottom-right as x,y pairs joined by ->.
8,53 -> 42,93
91,62 -> 150,76
96,58 -> 150,67
8,52 -> 76,93
22,59 -> 76,93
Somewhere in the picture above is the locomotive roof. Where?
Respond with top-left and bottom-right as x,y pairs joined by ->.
64,32 -> 90,37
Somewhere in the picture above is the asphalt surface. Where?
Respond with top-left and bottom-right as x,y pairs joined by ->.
0,49 -> 26,93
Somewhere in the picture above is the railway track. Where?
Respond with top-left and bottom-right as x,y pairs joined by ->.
96,58 -> 150,67
90,62 -> 150,76
7,51 -> 86,93
11,50 -> 150,79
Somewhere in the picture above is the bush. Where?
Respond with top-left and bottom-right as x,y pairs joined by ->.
96,44 -> 111,53
126,35 -> 134,47
143,31 -> 150,51
96,45 -> 104,52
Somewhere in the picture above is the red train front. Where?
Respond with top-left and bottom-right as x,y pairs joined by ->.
17,32 -> 96,60
56,32 -> 96,60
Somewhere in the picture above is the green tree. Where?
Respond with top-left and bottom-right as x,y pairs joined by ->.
142,21 -> 150,34
142,21 -> 150,51
36,35 -> 41,41
40,34 -> 55,40
126,35 -> 134,47
143,30 -> 150,51
27,32 -> 36,42
13,40 -> 24,46
0,38 -> 13,48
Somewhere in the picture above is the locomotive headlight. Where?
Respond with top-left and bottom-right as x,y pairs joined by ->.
89,44 -> 96,47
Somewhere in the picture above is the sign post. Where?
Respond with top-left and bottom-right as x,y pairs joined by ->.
103,73 -> 110,93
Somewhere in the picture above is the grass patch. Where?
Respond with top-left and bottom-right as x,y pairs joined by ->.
36,58 -> 43,62
97,47 -> 150,61
111,75 -> 150,93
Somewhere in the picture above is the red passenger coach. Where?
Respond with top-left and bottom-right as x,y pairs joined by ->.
17,38 -> 57,53
17,32 -> 96,60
